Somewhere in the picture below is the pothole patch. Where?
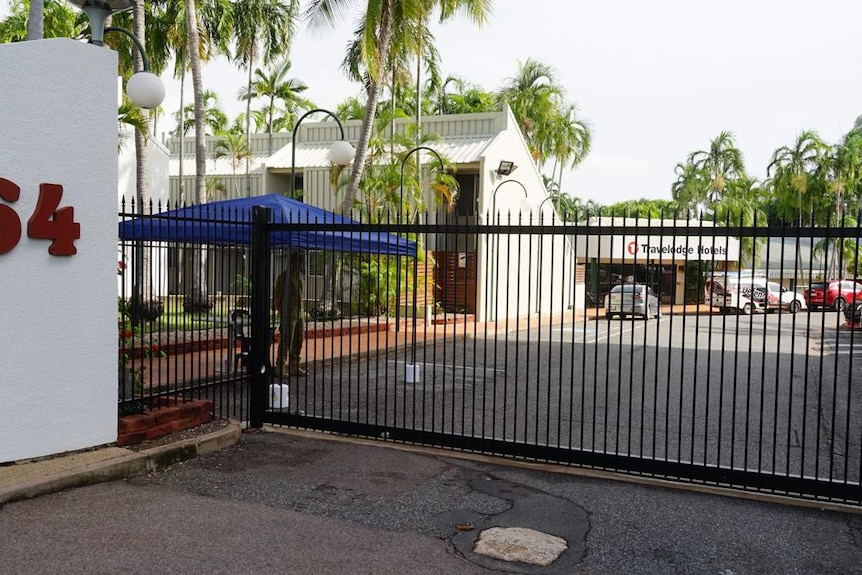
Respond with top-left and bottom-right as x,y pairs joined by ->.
474,526 -> 568,566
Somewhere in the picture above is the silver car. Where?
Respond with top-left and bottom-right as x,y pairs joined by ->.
604,284 -> 661,319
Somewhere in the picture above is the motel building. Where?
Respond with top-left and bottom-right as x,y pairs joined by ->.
575,218 -> 741,306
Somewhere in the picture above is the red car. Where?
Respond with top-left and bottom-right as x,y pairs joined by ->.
803,280 -> 862,311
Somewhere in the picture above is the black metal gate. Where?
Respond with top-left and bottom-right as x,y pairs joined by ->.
247,210 -> 862,505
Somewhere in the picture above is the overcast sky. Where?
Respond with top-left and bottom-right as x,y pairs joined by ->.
4,0 -> 861,205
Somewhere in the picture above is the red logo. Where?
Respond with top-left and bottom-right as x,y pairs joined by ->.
627,241 -> 638,255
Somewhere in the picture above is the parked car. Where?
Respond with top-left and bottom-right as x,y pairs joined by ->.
803,280 -> 862,311
704,274 -> 768,315
604,284 -> 661,319
765,281 -> 806,314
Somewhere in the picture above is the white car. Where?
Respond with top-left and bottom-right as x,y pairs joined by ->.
604,284 -> 661,319
766,281 -> 806,314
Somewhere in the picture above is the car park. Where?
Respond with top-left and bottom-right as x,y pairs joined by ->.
803,280 -> 862,311
765,281 -> 806,313
604,284 -> 661,319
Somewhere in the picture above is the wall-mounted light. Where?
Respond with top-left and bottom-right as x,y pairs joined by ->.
496,160 -> 518,176
67,0 -> 166,109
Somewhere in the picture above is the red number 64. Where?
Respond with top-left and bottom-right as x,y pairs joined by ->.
0,178 -> 80,256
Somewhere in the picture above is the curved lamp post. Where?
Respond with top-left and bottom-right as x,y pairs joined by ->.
490,179 -> 528,222
290,108 -> 354,201
537,195 -> 556,220
396,146 -> 444,341
399,146 -> 444,222
68,0 -> 165,109
488,179 -> 528,321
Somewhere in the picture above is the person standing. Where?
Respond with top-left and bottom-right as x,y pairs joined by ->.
274,251 -> 306,376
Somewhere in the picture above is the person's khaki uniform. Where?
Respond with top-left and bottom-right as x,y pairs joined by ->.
274,257 -> 305,375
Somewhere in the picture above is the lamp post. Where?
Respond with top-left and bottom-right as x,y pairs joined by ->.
395,146 -> 444,341
538,195 -> 556,220
399,146 -> 444,222
488,179 -> 528,321
67,0 -> 165,110
290,108 -> 354,201
490,179 -> 528,221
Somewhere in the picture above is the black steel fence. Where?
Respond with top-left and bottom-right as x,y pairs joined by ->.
119,200 -> 862,504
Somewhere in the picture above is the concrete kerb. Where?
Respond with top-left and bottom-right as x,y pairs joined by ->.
0,422 -> 242,507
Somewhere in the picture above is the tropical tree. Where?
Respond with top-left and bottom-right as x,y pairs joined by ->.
227,0 -> 299,196
427,76 -> 495,115
547,104 -> 591,192
172,89 -> 229,136
766,130 -> 828,223
670,160 -> 706,217
0,0 -> 82,43
213,129 -> 251,198
26,0 -> 42,39
602,198 -> 683,220
305,0 -> 492,217
497,58 -> 563,162
496,58 -> 591,195
687,131 -> 746,204
711,177 -> 767,264
239,58 -> 314,156
334,96 -> 367,121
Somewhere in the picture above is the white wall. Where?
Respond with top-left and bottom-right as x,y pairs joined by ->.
0,39 -> 119,462
474,107 -> 576,321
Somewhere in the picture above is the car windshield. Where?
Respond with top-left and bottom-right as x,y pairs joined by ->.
610,285 -> 641,294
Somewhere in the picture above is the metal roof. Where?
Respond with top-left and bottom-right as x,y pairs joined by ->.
263,135 -> 497,171
169,135 -> 497,176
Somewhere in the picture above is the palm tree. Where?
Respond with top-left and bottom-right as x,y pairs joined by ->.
671,161 -> 706,217
213,130 -> 252,198
334,96 -> 366,121
767,130 -> 829,281
26,0 -> 42,39
228,0 -> 299,196
148,0 -> 224,203
547,104 -> 591,192
239,58 -> 314,156
766,130 -> 827,223
0,0 -> 82,43
688,131 -> 746,204
172,89 -> 229,136
305,0 -> 491,216
497,58 -> 564,162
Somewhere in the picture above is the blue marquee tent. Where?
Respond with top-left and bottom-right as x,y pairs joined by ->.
118,194 -> 416,256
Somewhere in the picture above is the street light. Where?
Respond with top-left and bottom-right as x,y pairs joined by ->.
537,195 -> 556,221
488,179 -> 528,321
399,146 -> 444,222
490,179 -> 528,222
67,0 -> 165,109
395,146 -> 444,351
290,108 -> 354,201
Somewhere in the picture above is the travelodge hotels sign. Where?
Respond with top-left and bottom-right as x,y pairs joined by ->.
623,238 -> 734,260
576,223 -> 740,264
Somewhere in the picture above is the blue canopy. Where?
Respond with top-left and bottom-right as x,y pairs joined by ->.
118,194 -> 416,256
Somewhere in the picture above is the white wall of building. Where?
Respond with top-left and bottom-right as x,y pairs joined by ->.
0,39 -> 119,462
